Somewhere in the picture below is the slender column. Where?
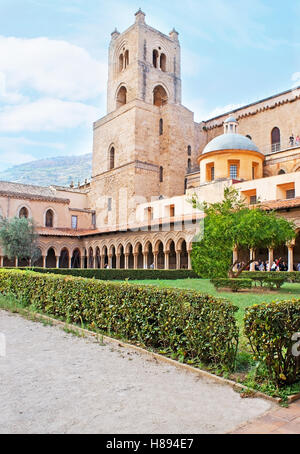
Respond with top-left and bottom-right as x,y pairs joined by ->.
176,251 -> 181,270
164,251 -> 170,270
108,254 -> 113,269
143,252 -> 148,269
0,256 -> 4,268
68,255 -> 71,269
188,251 -> 192,270
101,255 -> 105,269
288,245 -> 294,272
125,253 -> 129,270
55,256 -> 59,268
268,248 -> 274,271
153,252 -> 158,269
133,253 -> 138,269
250,249 -> 255,271
116,254 -> 120,269
80,256 -> 85,269
14,257 -> 18,267
232,247 -> 238,272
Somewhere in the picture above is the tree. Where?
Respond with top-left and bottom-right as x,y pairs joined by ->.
0,216 -> 40,264
191,187 -> 296,278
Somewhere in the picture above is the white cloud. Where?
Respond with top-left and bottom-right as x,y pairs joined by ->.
0,151 -> 35,172
0,98 -> 100,132
291,72 -> 300,87
0,36 -> 107,102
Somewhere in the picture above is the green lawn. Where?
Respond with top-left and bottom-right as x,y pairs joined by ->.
128,279 -> 300,349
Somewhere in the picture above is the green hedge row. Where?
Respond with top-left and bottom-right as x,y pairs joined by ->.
245,301 -> 300,386
0,269 -> 239,368
15,267 -> 199,281
243,271 -> 300,284
211,278 -> 253,292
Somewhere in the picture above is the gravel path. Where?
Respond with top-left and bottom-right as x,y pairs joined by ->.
0,310 -> 272,434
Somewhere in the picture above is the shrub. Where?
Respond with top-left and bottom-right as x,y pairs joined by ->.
15,267 -> 199,281
244,300 -> 300,386
0,269 -> 239,369
242,271 -> 288,289
211,278 -> 252,292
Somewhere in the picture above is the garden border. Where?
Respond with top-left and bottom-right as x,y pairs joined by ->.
6,306 -> 300,406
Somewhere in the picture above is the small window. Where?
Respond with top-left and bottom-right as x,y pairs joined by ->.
71,215 -> 78,229
187,159 -> 191,171
286,189 -> 295,199
246,135 -> 252,140
250,195 -> 257,205
92,213 -> 96,227
19,207 -> 28,219
159,118 -> 163,135
271,127 -> 281,152
278,169 -> 286,175
109,147 -> 115,170
153,49 -> 159,68
187,145 -> 192,156
108,198 -> 112,212
124,50 -> 129,68
159,166 -> 163,183
45,209 -> 54,228
211,166 -> 215,181
230,164 -> 238,179
160,53 -> 166,72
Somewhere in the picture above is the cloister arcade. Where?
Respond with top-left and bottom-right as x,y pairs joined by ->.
2,230 -> 300,271
0,233 -> 193,270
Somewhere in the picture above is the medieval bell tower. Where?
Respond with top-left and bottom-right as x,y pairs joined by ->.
90,10 -> 195,228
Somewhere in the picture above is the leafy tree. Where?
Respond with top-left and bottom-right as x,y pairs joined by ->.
191,187 -> 296,278
0,216 -> 40,264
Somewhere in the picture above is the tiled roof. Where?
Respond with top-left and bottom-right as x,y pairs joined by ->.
259,197 -> 300,211
37,213 -> 203,238
0,181 -> 70,203
37,228 -> 101,237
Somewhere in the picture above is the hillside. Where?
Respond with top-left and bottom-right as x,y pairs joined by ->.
0,154 -> 92,187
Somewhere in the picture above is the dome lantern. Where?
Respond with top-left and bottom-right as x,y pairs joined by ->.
224,115 -> 238,134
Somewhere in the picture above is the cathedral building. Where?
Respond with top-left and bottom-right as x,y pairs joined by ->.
1,9 -> 300,270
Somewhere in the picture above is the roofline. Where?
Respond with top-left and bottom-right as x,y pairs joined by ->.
203,85 -> 300,123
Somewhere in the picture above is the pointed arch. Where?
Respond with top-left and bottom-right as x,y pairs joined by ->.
153,85 -> 168,107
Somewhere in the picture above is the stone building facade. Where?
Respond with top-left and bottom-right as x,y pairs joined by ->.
1,9 -> 300,271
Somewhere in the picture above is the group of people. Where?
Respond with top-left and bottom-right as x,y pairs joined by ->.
237,258 -> 300,272
289,134 -> 300,147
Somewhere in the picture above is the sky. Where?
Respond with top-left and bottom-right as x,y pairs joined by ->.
0,0 -> 300,172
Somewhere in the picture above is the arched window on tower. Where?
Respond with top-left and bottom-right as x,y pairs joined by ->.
45,209 -> 54,228
159,118 -> 163,135
271,127 -> 281,153
160,53 -> 166,72
278,169 -> 286,175
19,207 -> 28,219
153,85 -> 168,107
187,159 -> 191,172
116,86 -> 127,109
187,145 -> 192,156
246,134 -> 252,140
119,54 -> 124,72
159,166 -> 163,182
124,50 -> 129,68
153,49 -> 159,68
109,147 -> 115,170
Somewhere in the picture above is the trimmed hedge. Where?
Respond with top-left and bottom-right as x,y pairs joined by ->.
211,278 -> 253,292
243,271 -> 300,284
0,269 -> 239,368
15,267 -> 199,281
242,272 -> 286,289
245,300 -> 300,386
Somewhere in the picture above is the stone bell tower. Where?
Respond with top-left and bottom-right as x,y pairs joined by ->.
90,10 -> 196,229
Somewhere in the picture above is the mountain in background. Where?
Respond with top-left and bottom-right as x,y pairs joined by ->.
0,154 -> 92,187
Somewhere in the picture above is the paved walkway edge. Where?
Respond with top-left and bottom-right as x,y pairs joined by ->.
6,308 -> 293,406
